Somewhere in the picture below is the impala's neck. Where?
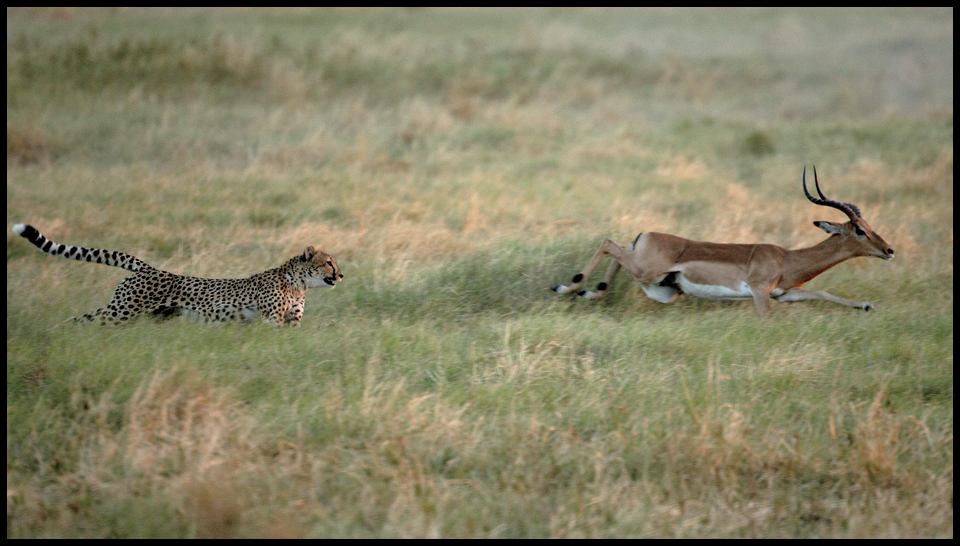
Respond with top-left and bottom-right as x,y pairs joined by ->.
783,235 -> 860,287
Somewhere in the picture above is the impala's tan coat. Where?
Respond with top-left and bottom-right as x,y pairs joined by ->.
553,168 -> 894,316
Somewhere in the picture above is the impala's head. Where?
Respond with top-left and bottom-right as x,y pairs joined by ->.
803,166 -> 894,260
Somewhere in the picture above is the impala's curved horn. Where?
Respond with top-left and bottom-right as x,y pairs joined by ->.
803,166 -> 861,221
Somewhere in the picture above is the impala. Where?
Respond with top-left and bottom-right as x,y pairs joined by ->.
552,167 -> 894,315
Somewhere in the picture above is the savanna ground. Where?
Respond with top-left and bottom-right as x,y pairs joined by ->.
6,7 -> 952,538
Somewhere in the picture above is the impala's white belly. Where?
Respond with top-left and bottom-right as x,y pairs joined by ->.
676,275 -> 754,301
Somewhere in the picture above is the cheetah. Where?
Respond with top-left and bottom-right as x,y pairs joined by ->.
12,223 -> 343,326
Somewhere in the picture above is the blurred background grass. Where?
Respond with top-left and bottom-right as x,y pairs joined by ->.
6,7 -> 952,538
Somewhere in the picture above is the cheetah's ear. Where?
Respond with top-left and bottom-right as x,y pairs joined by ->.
302,246 -> 317,261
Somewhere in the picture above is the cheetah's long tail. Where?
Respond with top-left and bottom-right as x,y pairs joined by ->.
13,224 -> 147,272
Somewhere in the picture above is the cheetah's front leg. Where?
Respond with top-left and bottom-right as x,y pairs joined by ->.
282,297 -> 305,325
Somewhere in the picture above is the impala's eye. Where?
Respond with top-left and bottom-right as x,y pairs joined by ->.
854,226 -> 866,237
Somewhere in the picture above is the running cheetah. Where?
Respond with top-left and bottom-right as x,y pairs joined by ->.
12,224 -> 343,326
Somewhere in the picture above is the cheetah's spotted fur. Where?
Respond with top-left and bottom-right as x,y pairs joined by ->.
12,224 -> 343,326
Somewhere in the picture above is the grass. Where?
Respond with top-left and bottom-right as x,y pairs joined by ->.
7,7 -> 953,538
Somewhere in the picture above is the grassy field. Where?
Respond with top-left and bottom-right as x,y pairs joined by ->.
6,7 -> 952,538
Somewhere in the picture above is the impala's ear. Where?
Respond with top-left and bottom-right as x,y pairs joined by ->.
814,221 -> 845,235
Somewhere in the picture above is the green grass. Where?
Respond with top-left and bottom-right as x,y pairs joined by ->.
7,7 -> 952,538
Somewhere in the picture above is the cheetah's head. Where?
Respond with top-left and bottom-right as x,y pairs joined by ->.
301,246 -> 343,288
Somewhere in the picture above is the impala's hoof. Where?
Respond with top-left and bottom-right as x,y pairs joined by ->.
863,303 -> 873,312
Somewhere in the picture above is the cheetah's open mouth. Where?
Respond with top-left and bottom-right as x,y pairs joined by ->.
323,276 -> 338,287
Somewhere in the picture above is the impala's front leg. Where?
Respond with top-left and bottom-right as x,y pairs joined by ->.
749,284 -> 773,317
774,288 -> 873,311
552,238 -> 630,298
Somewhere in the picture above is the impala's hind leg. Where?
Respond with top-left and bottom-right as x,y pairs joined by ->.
578,259 -> 621,300
552,238 -> 632,297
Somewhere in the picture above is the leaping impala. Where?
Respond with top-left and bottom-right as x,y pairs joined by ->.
552,167 -> 894,316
